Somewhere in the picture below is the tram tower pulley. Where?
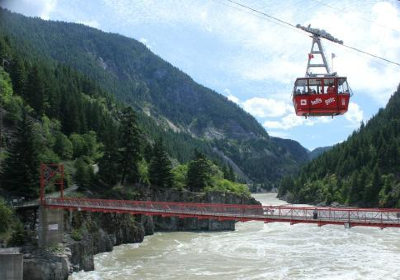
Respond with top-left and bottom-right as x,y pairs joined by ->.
292,24 -> 352,118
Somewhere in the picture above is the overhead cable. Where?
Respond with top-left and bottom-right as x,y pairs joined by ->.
311,0 -> 400,34
224,0 -> 400,68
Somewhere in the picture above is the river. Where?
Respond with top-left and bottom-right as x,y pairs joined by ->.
70,193 -> 400,280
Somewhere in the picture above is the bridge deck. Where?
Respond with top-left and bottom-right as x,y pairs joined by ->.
45,198 -> 400,229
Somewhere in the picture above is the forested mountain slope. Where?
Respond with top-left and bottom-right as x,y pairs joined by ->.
308,146 -> 332,160
0,31 -> 252,200
0,8 -> 309,184
0,8 -> 264,140
279,85 -> 400,207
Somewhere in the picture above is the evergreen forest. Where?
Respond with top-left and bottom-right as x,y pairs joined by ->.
279,85 -> 400,208
0,31 -> 249,205
0,8 -> 309,186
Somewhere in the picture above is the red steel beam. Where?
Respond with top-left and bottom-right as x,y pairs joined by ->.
44,197 -> 400,229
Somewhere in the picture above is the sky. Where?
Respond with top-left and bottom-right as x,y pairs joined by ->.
2,0 -> 400,150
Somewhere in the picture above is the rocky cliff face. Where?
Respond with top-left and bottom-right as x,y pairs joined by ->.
19,211 -> 153,280
64,190 -> 259,275
152,190 -> 260,231
19,190 -> 260,279
22,246 -> 71,280
64,211 -> 154,272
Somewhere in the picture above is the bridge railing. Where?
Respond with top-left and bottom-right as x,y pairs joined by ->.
262,205 -> 400,225
44,198 -> 400,227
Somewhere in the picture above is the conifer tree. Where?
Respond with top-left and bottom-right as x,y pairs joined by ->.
53,132 -> 73,160
227,165 -> 236,182
0,110 -> 39,197
363,165 -> 382,206
223,164 -> 236,181
74,157 -> 94,189
25,66 -> 46,115
348,171 -> 361,204
0,36 -> 12,63
119,107 -> 141,185
222,165 -> 229,180
61,93 -> 80,135
186,150 -> 212,192
9,56 -> 26,98
149,138 -> 174,189
143,142 -> 153,163
98,123 -> 120,186
0,198 -> 13,234
278,176 -> 294,197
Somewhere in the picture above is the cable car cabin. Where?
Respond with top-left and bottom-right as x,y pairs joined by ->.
292,77 -> 351,117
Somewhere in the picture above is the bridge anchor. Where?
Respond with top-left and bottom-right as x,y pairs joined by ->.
38,163 -> 65,248
38,206 -> 64,248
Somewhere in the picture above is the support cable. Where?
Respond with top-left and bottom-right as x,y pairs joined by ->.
224,0 -> 400,68
311,0 -> 400,34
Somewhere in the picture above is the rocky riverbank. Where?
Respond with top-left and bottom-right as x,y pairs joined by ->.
17,190 -> 260,280
153,190 -> 260,231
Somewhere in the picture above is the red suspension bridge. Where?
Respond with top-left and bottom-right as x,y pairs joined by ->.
35,163 -> 400,229
44,197 -> 400,229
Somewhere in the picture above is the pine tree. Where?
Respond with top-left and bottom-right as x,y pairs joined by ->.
119,107 -> 141,185
363,165 -> 382,206
143,142 -> 153,163
227,165 -> 236,182
149,138 -> 174,189
223,164 -> 236,182
25,66 -> 46,115
348,171 -> 360,204
0,198 -> 13,234
98,123 -> 120,186
222,165 -> 229,180
61,93 -> 80,135
53,132 -> 73,160
186,151 -> 212,192
9,56 -> 26,98
0,36 -> 12,63
278,176 -> 294,197
74,157 -> 94,189
0,110 -> 39,197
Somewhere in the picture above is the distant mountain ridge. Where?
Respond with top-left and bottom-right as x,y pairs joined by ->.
308,146 -> 332,160
0,8 -> 309,184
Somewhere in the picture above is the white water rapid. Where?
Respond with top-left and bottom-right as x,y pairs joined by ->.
71,193 -> 400,280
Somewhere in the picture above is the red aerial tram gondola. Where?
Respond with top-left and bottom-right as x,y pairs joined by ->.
293,25 -> 352,117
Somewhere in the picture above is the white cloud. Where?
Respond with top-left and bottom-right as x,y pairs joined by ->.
99,1 -> 400,106
138,37 -> 155,49
89,1 -> 400,148
223,89 -> 240,104
227,94 -> 240,104
263,113 -> 305,130
268,131 -> 290,139
345,102 -> 364,125
1,0 -> 57,20
77,20 -> 100,28
308,1 -> 400,105
5,0 -> 399,148
242,97 -> 292,118
263,113 -> 333,130
139,37 -> 149,46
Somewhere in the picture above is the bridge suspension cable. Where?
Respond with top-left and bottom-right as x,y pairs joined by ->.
43,197 -> 400,229
310,0 -> 400,34
223,0 -> 400,67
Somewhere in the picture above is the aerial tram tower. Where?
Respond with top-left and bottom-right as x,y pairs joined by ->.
293,25 -> 352,117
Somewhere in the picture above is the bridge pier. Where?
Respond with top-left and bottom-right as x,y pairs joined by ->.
0,249 -> 23,280
38,206 -> 64,248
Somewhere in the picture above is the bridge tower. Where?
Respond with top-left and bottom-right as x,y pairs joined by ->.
38,163 -> 65,248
